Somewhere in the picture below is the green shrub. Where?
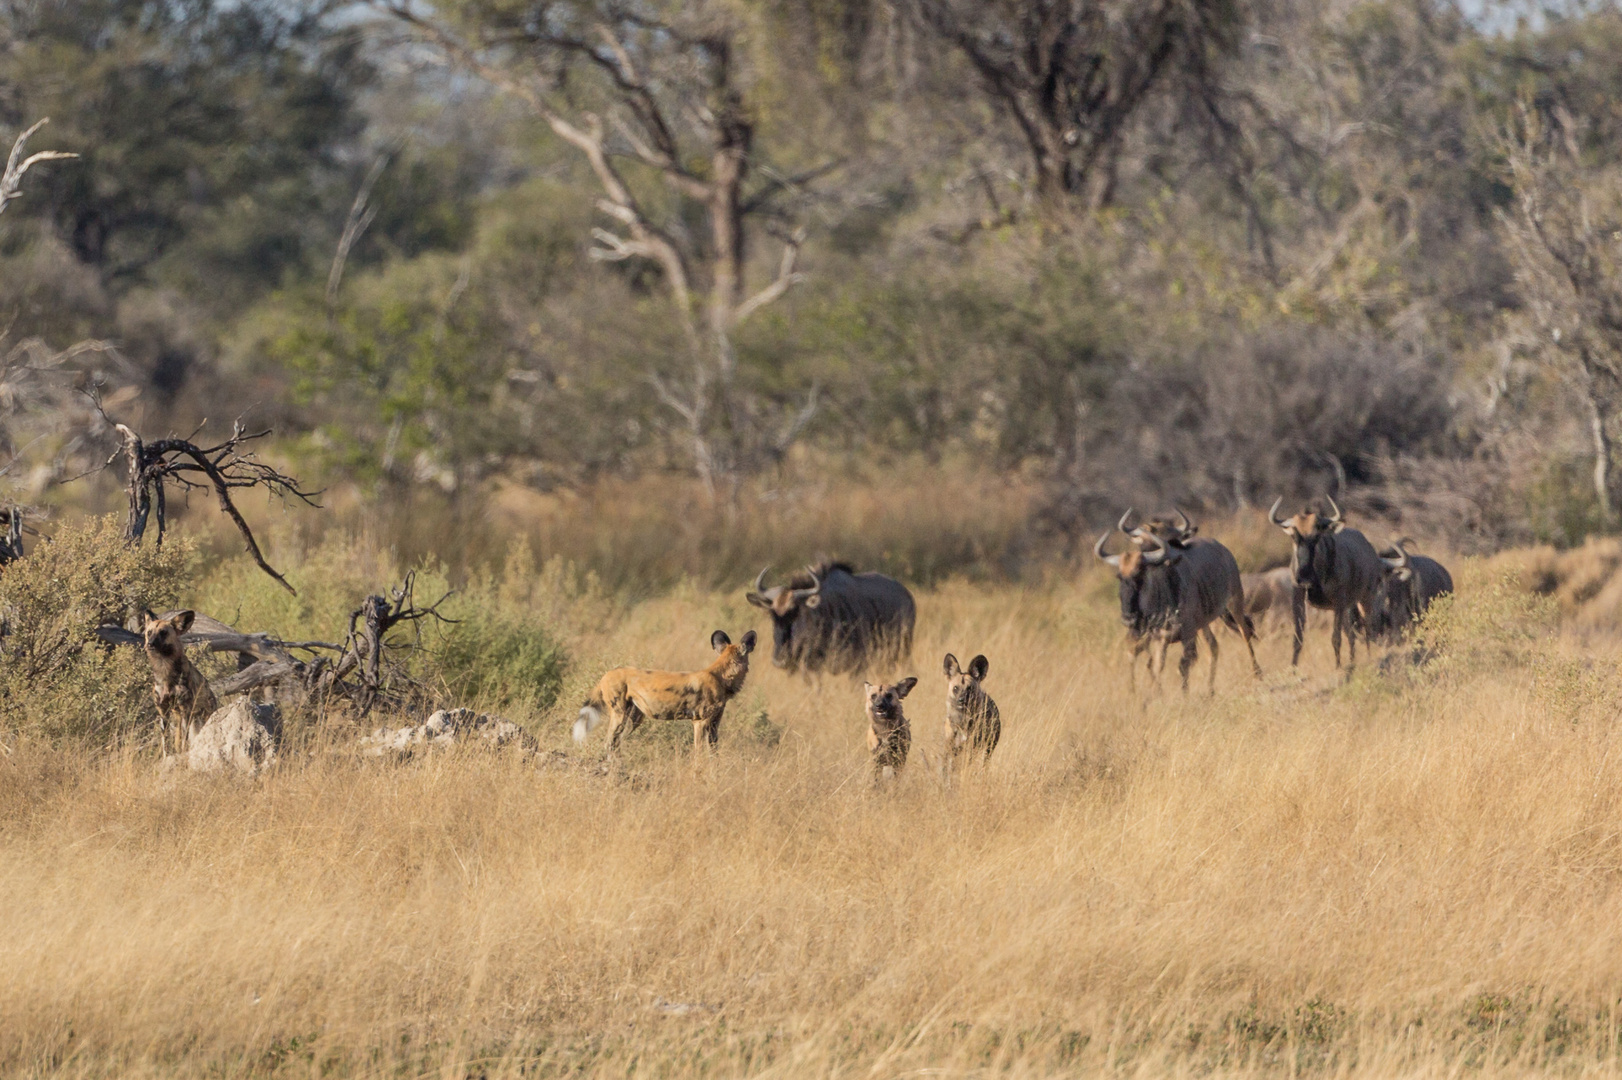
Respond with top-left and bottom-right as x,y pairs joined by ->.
0,516 -> 195,745
431,543 -> 569,718
192,534 -> 571,720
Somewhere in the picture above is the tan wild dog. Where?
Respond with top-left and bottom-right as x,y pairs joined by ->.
863,677 -> 916,781
942,653 -> 1000,771
142,609 -> 219,753
574,630 -> 757,756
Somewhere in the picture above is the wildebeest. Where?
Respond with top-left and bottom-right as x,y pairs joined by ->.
942,652 -> 1000,770
863,676 -> 917,781
746,562 -> 915,675
1268,496 -> 1386,668
1241,566 -> 1302,634
1119,506 -> 1197,549
1095,529 -> 1262,692
574,629 -> 758,757
1370,538 -> 1454,642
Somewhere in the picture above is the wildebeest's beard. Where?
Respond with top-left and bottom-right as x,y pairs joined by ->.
1291,533 -> 1335,608
1120,564 -> 1181,637
769,609 -> 799,667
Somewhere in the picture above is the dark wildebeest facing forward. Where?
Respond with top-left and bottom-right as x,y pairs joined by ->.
1269,496 -> 1385,668
1095,529 -> 1262,692
1370,538 -> 1453,642
746,562 -> 915,675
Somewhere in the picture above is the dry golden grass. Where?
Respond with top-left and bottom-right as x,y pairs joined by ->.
8,552 -> 1622,1078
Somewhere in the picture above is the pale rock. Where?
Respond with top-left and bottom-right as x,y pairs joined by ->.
188,698 -> 280,775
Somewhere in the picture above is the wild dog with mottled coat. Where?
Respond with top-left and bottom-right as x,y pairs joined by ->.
942,653 -> 1000,770
863,677 -> 916,781
142,609 -> 219,754
574,630 -> 757,757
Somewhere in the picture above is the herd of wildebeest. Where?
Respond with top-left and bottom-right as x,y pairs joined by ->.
58,497 -> 1451,780
570,497 -> 1454,780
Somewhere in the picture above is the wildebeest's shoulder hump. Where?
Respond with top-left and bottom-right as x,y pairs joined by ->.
787,560 -> 858,589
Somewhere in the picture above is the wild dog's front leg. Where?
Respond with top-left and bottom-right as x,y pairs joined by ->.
693,708 -> 723,757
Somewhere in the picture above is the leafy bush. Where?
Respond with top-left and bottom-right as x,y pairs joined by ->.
0,516 -> 194,744
431,544 -> 569,718
193,534 -> 571,721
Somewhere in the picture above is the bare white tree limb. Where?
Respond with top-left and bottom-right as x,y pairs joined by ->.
0,119 -> 76,220
734,227 -> 808,326
328,150 -> 392,307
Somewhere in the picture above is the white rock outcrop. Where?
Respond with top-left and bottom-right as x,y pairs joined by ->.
188,698 -> 280,775
359,707 -> 536,756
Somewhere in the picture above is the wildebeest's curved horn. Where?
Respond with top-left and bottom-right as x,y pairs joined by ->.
1268,497 -> 1287,528
1175,506 -> 1193,534
790,565 -> 822,601
753,566 -> 772,595
1324,494 -> 1343,524
1380,539 -> 1409,571
1140,532 -> 1170,565
1118,508 -> 1136,534
1093,532 -> 1122,569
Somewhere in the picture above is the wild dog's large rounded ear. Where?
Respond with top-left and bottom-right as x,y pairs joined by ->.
741,630 -> 757,653
142,608 -> 160,628
862,681 -> 875,699
968,655 -> 989,681
174,610 -> 196,634
710,630 -> 732,651
896,676 -> 918,698
943,653 -> 960,677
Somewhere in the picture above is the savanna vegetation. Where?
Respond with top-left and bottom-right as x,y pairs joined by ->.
14,0 -> 1622,1077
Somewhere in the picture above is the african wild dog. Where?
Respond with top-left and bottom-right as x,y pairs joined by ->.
942,653 -> 1000,771
142,609 -> 219,753
574,630 -> 757,757
863,676 -> 916,781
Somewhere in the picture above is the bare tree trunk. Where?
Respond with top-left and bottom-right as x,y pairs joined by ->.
1588,383 -> 1615,521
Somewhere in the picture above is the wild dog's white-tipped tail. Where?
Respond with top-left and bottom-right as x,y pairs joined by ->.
573,705 -> 602,743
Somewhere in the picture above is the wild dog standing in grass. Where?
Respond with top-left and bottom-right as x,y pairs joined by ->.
574,630 -> 757,758
142,609 -> 219,754
942,653 -> 1000,774
863,677 -> 916,782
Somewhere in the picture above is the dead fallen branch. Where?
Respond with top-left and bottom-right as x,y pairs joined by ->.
99,573 -> 455,717
73,410 -> 321,593
0,506 -> 21,565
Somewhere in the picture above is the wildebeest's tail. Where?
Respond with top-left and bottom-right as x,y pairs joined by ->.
574,683 -> 608,743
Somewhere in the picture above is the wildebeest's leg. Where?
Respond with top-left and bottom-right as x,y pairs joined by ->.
1224,603 -> 1265,679
1291,586 -> 1307,666
1331,607 -> 1344,668
1128,636 -> 1152,690
1177,631 -> 1198,693
1202,626 -> 1220,694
